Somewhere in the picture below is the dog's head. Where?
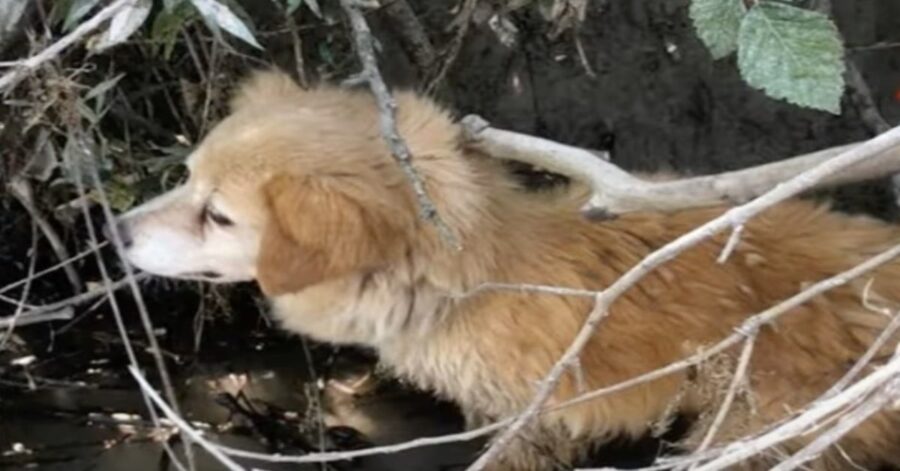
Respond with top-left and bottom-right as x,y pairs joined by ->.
111,70 -> 443,296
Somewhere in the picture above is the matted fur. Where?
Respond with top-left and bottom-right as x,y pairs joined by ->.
118,70 -> 900,470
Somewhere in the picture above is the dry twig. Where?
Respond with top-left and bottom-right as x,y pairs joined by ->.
461,116 -> 900,216
340,0 -> 460,249
0,221 -> 38,348
769,377 -> 900,471
8,177 -> 84,293
425,0 -> 478,94
691,353 -> 900,471
129,366 -> 245,471
380,0 -> 436,77
692,337 -> 756,458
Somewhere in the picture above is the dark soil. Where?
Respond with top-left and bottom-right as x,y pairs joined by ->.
2,0 -> 900,470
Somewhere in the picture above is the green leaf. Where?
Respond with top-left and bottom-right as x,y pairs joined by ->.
737,1 -> 846,114
189,0 -> 263,49
689,0 -> 746,59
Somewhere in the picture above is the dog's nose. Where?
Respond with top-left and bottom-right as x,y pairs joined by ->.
103,219 -> 133,249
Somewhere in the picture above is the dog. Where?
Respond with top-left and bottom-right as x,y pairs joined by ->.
112,69 -> 900,470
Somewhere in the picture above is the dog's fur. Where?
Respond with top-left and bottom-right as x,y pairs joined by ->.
116,70 -> 900,470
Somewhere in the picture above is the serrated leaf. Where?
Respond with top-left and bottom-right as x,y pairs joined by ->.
91,0 -> 152,51
690,0 -> 746,59
737,1 -> 845,114
189,0 -> 262,49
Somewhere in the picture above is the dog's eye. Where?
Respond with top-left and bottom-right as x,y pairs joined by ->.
204,206 -> 234,227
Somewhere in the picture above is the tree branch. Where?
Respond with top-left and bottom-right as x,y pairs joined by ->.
466,124 -> 900,470
340,0 -> 460,249
461,115 -> 900,217
379,0 -> 436,77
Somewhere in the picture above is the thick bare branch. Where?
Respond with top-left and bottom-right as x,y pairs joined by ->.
461,115 -> 900,216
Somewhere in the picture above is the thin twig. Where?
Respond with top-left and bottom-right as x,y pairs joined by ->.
78,136 -> 196,469
340,0 -> 460,249
556,242 -> 900,413
284,6 -> 309,88
13,272 -> 150,319
424,0 -> 478,94
769,378 -> 900,471
844,63 -> 891,134
0,0 -> 133,92
129,366 -> 246,471
691,353 -> 900,471
8,177 -> 84,293
459,282 -> 598,298
692,336 -> 756,458
66,134 -> 192,471
0,307 -> 74,329
821,310 -> 900,400
0,241 -> 107,296
467,125 -> 900,471
0,220 -> 38,349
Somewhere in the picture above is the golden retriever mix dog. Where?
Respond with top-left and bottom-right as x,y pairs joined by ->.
113,69 -> 900,470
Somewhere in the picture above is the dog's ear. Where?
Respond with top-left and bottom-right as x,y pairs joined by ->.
230,69 -> 304,112
257,175 -> 402,296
